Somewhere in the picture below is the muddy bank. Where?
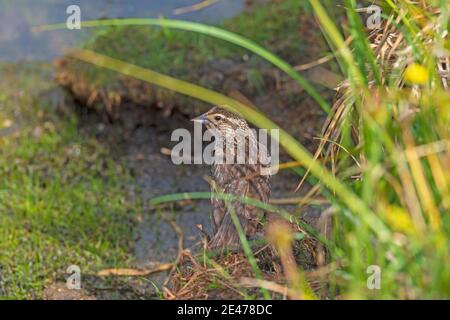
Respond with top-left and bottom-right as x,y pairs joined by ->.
54,0 -> 332,121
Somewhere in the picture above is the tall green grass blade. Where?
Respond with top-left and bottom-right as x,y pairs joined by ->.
309,0 -> 364,86
225,202 -> 271,299
150,191 -> 332,248
345,0 -> 381,85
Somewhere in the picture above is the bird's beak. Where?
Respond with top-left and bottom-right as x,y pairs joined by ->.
191,113 -> 209,125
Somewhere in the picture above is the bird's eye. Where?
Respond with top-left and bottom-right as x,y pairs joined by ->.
214,115 -> 222,121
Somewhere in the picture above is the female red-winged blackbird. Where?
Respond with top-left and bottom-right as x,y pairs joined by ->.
192,106 -> 271,249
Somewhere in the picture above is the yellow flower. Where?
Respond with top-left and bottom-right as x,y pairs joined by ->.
404,63 -> 429,85
385,206 -> 414,234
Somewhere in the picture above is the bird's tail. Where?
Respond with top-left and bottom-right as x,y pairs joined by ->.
208,213 -> 242,250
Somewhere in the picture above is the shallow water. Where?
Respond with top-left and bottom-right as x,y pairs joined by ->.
0,0 -> 244,61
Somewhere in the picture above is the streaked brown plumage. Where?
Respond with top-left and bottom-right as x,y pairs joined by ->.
192,106 -> 271,249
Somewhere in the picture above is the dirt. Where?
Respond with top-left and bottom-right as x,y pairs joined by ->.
42,274 -> 157,300
43,283 -> 96,300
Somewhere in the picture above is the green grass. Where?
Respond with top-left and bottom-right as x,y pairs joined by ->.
43,0 -> 449,299
2,0 -> 449,300
69,0 -> 450,299
0,64 -> 139,299
308,0 -> 450,299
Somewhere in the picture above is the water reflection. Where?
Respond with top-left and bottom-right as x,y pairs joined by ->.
0,0 -> 244,61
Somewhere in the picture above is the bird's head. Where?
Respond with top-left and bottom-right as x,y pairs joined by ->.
191,106 -> 249,134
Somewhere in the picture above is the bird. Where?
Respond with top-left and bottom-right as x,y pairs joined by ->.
192,106 -> 272,249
